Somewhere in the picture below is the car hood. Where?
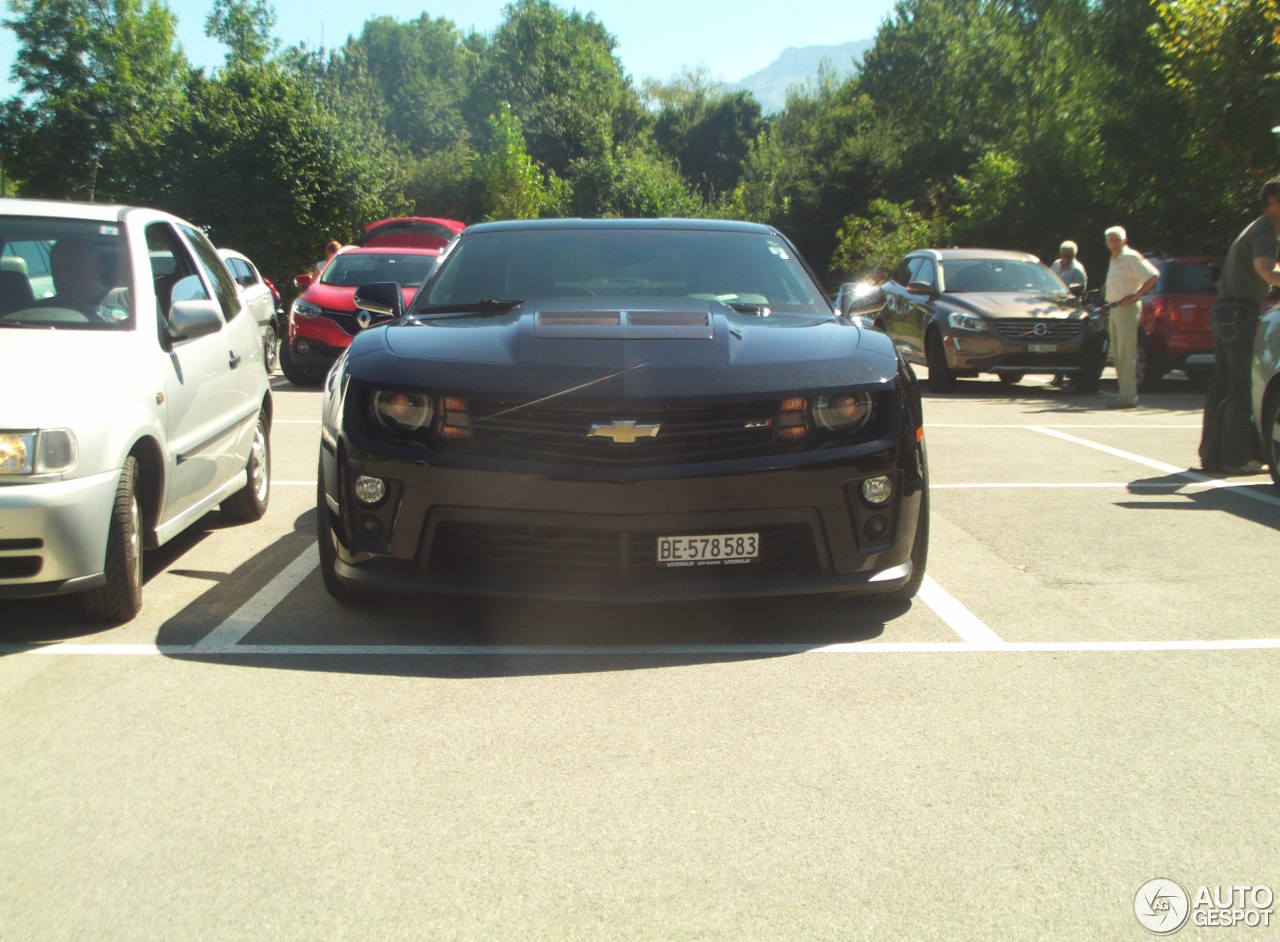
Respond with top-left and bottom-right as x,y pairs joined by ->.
303,282 -> 416,312
0,329 -> 140,427
345,298 -> 898,400
942,293 -> 1084,319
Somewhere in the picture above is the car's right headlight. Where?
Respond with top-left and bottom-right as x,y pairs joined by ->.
292,298 -> 321,319
0,429 -> 78,475
372,391 -> 434,432
947,311 -> 988,332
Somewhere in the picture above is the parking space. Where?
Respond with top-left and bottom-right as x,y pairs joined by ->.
3,370 -> 1278,940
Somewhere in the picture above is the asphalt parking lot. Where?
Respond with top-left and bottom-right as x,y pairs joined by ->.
2,368 -> 1277,940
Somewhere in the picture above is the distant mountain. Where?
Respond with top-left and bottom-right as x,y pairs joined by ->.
731,40 -> 874,113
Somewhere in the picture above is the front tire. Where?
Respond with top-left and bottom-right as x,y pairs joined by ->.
317,459 -> 365,605
262,325 -> 279,373
82,456 -> 144,623
221,410 -> 271,523
925,330 -> 956,393
1266,394 -> 1280,494
998,372 -> 1024,385
1070,367 -> 1102,395
1136,341 -> 1166,392
279,339 -> 324,388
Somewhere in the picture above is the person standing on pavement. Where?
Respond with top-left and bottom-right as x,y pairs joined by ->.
1103,227 -> 1159,410
1051,241 -> 1087,295
1199,177 -> 1280,473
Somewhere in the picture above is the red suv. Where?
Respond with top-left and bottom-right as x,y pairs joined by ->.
1137,257 -> 1222,390
279,247 -> 440,387
363,216 -> 464,250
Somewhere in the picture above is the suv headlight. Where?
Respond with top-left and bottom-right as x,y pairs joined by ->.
812,393 -> 873,431
947,311 -> 988,332
0,429 -> 78,475
292,298 -> 321,319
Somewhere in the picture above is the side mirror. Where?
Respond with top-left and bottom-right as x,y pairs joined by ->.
294,273 -> 313,290
843,283 -> 885,318
354,281 -> 405,319
168,299 -> 223,341
906,281 -> 934,297
1068,283 -> 1084,298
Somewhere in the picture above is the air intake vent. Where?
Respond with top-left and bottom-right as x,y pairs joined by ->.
535,309 -> 713,339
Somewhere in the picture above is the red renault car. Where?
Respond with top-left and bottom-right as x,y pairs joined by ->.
363,216 -> 464,249
280,246 -> 440,387
1137,256 -> 1222,390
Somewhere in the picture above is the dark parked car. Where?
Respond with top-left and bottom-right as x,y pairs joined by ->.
1137,256 -> 1221,390
317,219 -> 929,604
871,249 -> 1108,393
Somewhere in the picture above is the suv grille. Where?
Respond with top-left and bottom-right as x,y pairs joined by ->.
425,522 -> 821,577
466,400 -> 805,466
995,320 -> 1082,342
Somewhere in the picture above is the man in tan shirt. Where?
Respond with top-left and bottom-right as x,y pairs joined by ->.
1103,227 -> 1160,409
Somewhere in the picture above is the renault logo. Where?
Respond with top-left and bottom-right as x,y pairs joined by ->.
1033,322 -> 1048,336
356,310 -> 373,330
588,420 -> 661,444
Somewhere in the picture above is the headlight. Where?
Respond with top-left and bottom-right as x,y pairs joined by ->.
812,394 -> 873,431
0,429 -> 77,475
1088,315 -> 1106,332
947,311 -> 988,332
292,298 -> 321,319
373,391 -> 433,432
0,432 -> 35,474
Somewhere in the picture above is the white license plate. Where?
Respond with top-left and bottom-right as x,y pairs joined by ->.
658,533 -> 759,567
1028,343 -> 1057,353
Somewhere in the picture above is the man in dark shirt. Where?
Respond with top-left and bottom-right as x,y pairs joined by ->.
1200,178 -> 1280,472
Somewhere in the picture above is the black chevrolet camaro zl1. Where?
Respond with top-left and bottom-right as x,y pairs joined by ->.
317,218 -> 929,604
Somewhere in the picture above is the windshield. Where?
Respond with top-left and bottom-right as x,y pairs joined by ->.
320,253 -> 438,288
0,216 -> 133,330
422,229 -> 830,314
941,259 -> 1067,295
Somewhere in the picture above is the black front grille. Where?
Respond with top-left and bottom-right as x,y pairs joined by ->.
321,309 -> 393,336
465,400 -> 795,466
426,522 -> 821,578
0,556 -> 42,579
995,320 -> 1082,342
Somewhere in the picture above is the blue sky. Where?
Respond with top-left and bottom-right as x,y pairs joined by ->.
1,0 -> 894,93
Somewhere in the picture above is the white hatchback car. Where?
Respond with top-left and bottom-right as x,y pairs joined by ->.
218,247 -> 280,372
0,199 -> 273,621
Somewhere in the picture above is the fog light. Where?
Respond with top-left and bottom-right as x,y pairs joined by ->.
861,475 -> 893,504
296,340 -> 310,354
357,515 -> 383,540
865,515 -> 890,539
354,475 -> 386,504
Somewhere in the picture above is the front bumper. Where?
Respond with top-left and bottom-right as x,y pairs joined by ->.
945,329 -> 1106,373
0,469 -> 118,597
289,315 -> 352,373
323,433 -> 925,602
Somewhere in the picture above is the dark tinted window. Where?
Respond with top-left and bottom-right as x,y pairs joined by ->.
0,216 -> 134,330
914,259 -> 936,287
891,260 -> 913,285
424,229 -> 829,313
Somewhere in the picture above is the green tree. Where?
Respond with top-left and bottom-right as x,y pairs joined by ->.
4,0 -> 189,201
830,198 -> 952,280
206,0 -> 277,65
478,103 -> 554,220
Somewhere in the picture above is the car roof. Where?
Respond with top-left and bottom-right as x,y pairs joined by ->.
336,246 -> 441,257
0,197 -> 129,223
463,217 -> 778,236
911,248 -> 1042,263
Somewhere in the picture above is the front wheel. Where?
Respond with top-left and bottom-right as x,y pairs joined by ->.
279,339 -> 324,388
1070,368 -> 1102,395
925,330 -> 956,393
1136,341 -> 1166,392
1266,394 -> 1280,494
221,410 -> 271,523
82,456 -> 144,623
317,459 -> 366,605
998,372 -> 1024,385
262,325 -> 279,373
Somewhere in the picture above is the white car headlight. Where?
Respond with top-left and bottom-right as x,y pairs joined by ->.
947,311 -> 988,332
0,429 -> 78,475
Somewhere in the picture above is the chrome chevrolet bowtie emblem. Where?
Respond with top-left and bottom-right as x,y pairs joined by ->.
588,419 -> 661,444
356,310 -> 373,330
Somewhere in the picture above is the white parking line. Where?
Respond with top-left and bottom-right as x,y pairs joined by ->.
918,576 -> 1005,649
1027,426 -> 1280,509
192,543 -> 320,650
9,640 -> 1280,656
927,424 -> 1201,429
274,481 -> 317,486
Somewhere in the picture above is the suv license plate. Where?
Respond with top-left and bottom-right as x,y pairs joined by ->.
658,533 -> 759,567
1028,343 -> 1057,353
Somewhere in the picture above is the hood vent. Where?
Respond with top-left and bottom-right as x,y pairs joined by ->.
535,309 -> 713,340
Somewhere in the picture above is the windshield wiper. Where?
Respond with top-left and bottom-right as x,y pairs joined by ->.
409,298 -> 523,321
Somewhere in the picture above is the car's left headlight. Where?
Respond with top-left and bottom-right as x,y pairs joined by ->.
812,394 -> 873,431
947,311 -> 988,332
0,429 -> 78,475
